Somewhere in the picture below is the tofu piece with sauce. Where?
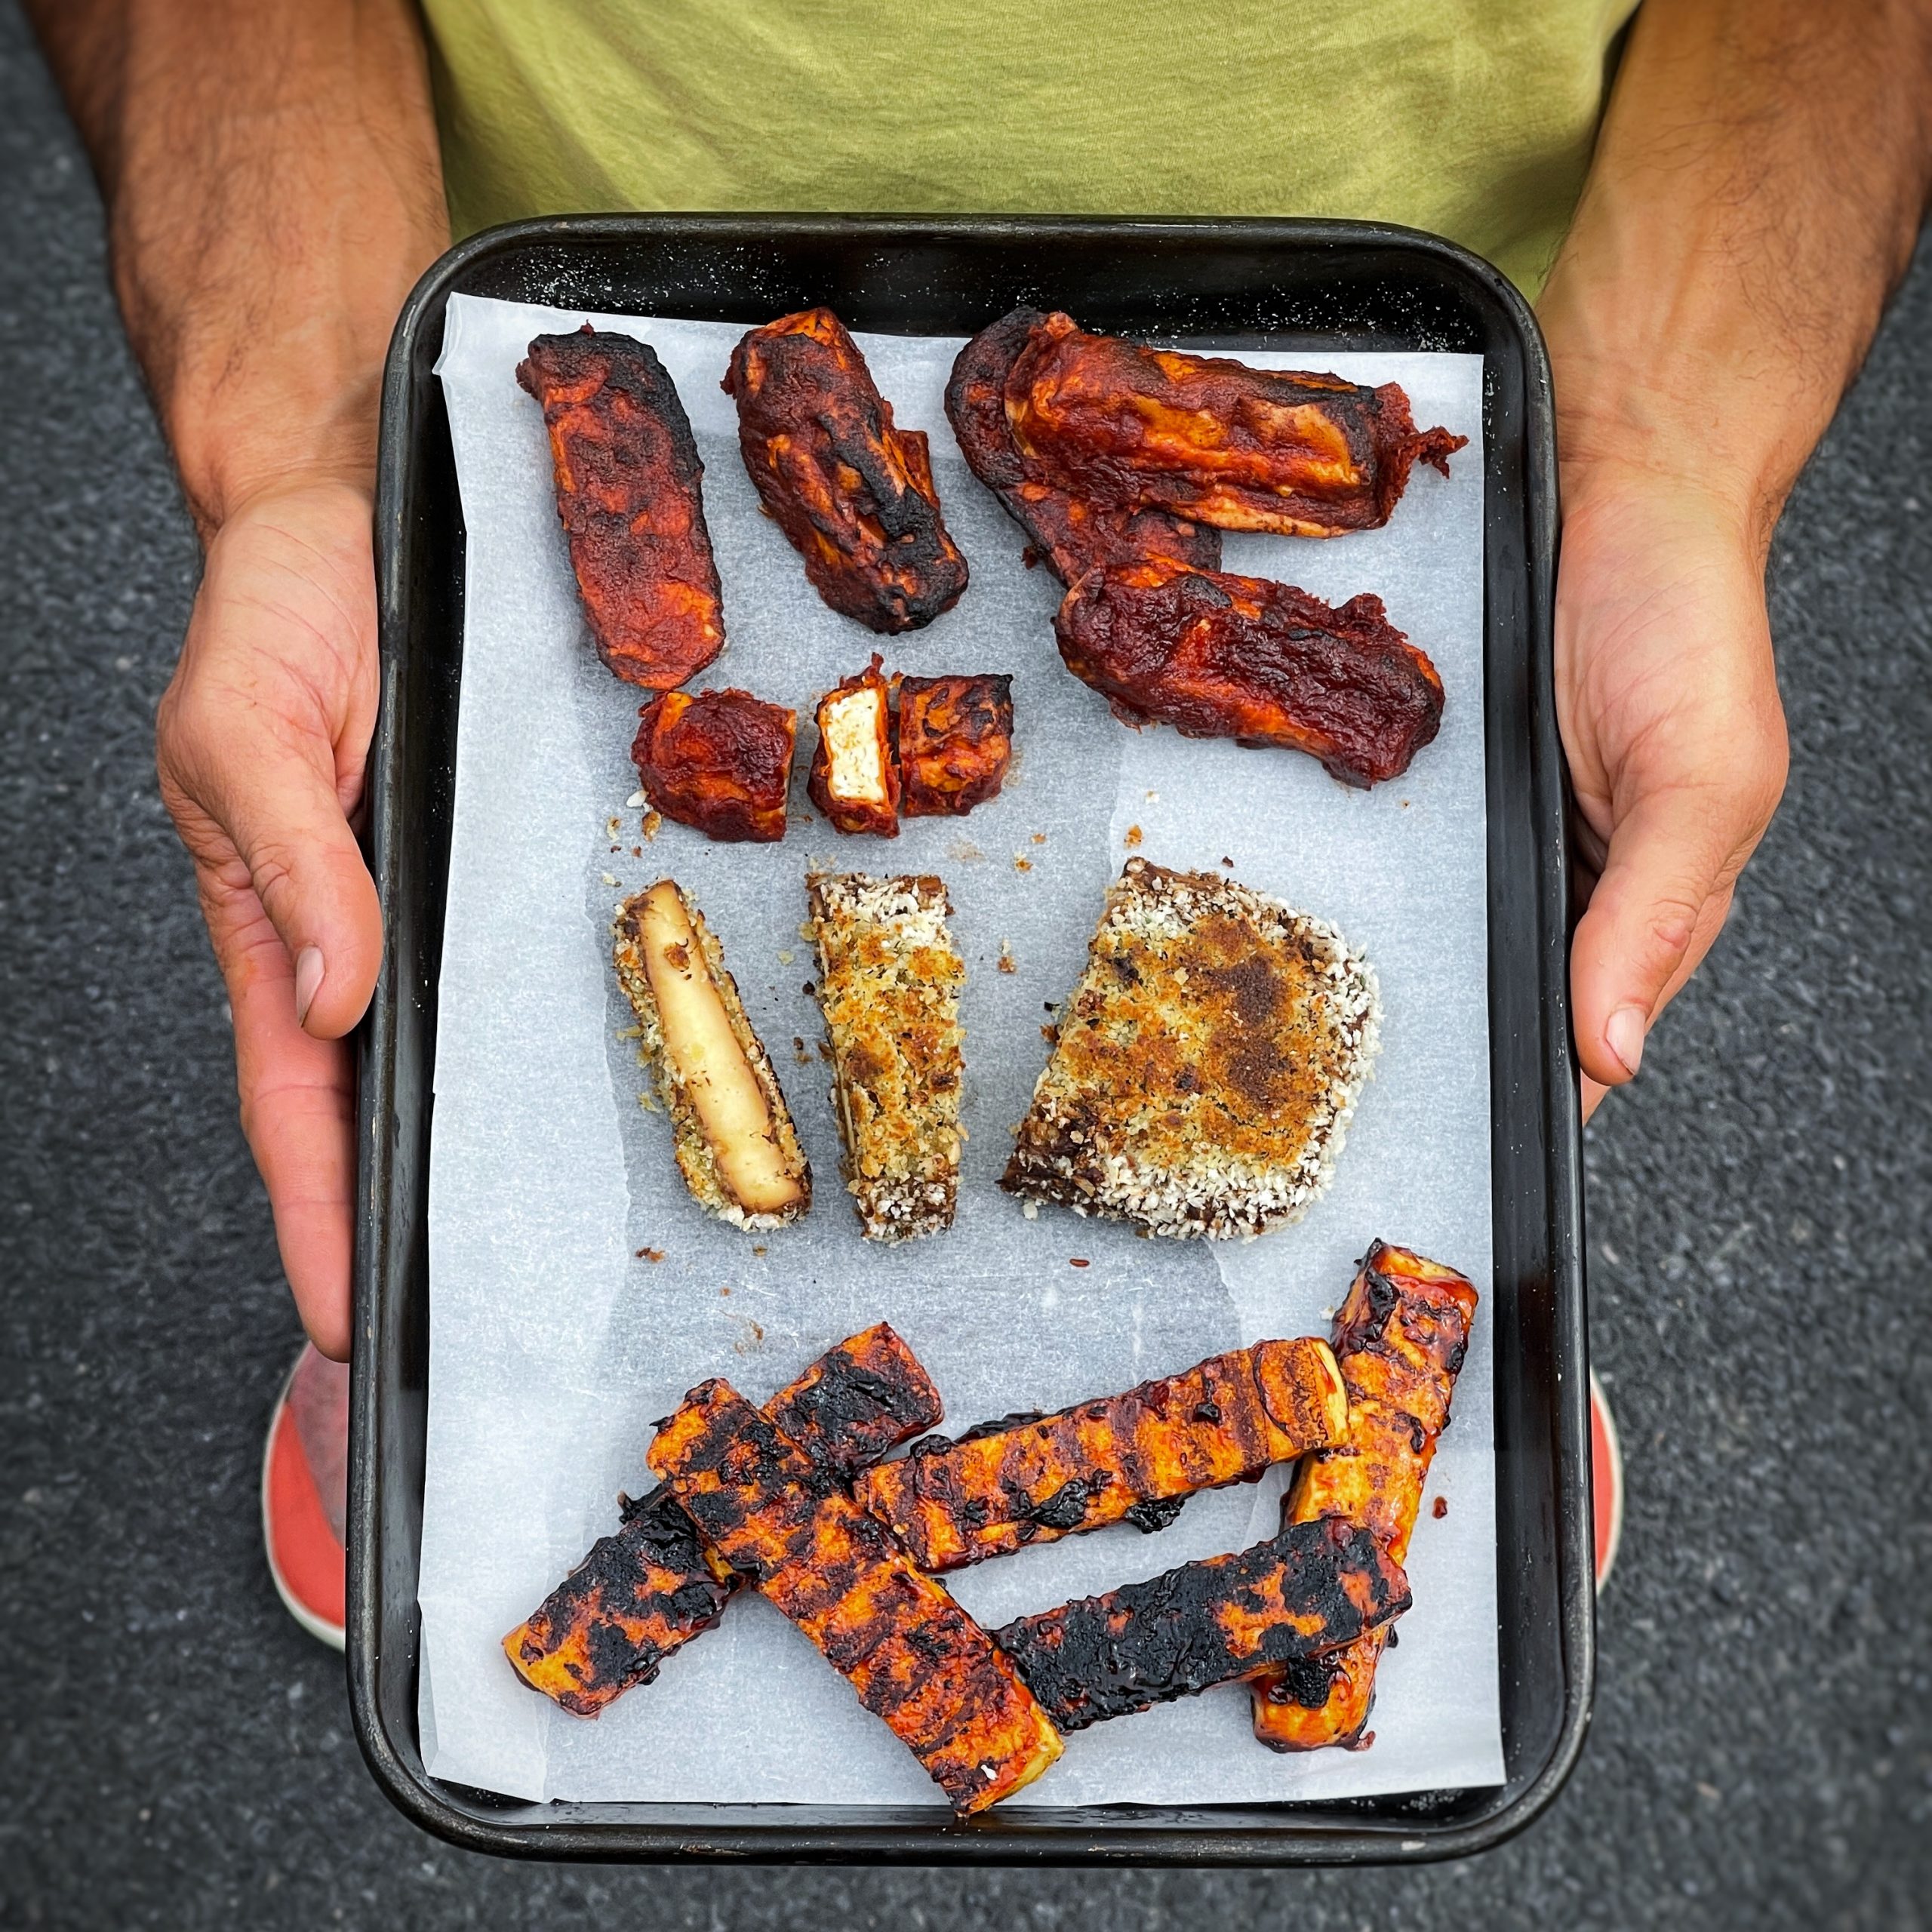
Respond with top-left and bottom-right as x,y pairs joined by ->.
808,655 -> 900,836
614,881 -> 811,1229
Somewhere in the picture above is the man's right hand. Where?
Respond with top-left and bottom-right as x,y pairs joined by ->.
156,478 -> 384,1359
23,0 -> 447,1353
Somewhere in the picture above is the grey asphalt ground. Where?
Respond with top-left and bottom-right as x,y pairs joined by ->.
4,8 -> 1930,1928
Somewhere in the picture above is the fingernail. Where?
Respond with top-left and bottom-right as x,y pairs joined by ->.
1604,1005 -> 1646,1079
294,946 -> 326,1028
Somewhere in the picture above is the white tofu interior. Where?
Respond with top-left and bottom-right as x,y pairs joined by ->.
820,687 -> 890,804
638,881 -> 803,1216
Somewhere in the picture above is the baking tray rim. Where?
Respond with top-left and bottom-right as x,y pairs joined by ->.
352,209 -> 1592,1866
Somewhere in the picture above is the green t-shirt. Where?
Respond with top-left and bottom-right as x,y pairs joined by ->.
423,0 -> 1636,296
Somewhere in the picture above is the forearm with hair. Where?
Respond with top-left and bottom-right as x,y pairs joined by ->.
22,0 -> 448,534
1541,0 -> 1932,538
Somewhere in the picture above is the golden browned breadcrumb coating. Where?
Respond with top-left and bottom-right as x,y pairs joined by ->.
806,872 -> 964,1239
1001,857 -> 1378,1238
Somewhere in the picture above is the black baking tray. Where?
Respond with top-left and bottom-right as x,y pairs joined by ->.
351,214 -> 1589,1865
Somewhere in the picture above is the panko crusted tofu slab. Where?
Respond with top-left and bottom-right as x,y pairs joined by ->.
1002,858 -> 1379,1237
807,873 -> 966,1240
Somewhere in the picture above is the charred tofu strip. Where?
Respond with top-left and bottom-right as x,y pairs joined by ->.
648,1380 -> 1063,1814
1004,312 -> 1466,538
615,881 -> 809,1227
725,308 -> 969,633
631,688 -> 796,844
993,1516 -> 1410,1732
897,673 -> 1014,817
857,1337 -> 1347,1571
807,873 -> 965,1241
945,308 -> 1221,586
518,329 -> 724,689
503,1487 -> 734,1716
1004,860 -> 1379,1238
505,1324 -> 942,1715
1251,1243 -> 1477,1751
1054,560 -> 1444,789
809,656 -> 900,836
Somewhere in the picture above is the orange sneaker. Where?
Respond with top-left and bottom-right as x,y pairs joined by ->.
1589,1368 -> 1623,1592
261,1344 -> 348,1648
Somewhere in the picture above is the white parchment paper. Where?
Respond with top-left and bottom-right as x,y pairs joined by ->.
419,292 -> 1504,1807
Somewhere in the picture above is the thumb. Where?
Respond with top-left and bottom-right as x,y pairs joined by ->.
211,740 -> 383,1040
158,676 -> 383,1041
1569,783 -> 1743,1092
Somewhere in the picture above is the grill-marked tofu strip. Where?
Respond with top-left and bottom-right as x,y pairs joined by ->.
1251,1242 -> 1476,1750
614,881 -> 810,1228
648,1380 -> 1063,1814
856,1337 -> 1346,1571
808,656 -> 900,836
992,1517 -> 1410,1732
505,1324 -> 940,1715
807,872 -> 964,1240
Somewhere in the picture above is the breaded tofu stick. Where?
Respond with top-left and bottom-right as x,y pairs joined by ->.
992,1517 -> 1410,1733
648,1380 -> 1063,1814
505,1324 -> 941,1715
614,881 -> 809,1228
856,1337 -> 1347,1571
1251,1242 -> 1477,1750
809,656 -> 900,836
806,872 -> 964,1240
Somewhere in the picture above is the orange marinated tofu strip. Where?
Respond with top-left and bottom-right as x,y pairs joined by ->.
504,1324 -> 938,1715
856,1337 -> 1347,1572
648,1379 -> 1062,1814
1251,1242 -> 1477,1751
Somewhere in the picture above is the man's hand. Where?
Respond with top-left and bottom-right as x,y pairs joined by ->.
1555,466 -> 1788,1117
23,0 -> 446,1354
156,479 -> 382,1358
1540,0 -> 1930,1118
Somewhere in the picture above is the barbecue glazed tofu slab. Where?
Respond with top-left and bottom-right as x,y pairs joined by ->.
944,306 -> 1223,586
807,872 -> 966,1240
1003,311 -> 1466,538
856,1337 -> 1347,1571
1003,858 -> 1380,1237
505,1324 -> 941,1715
1251,1243 -> 1477,1749
648,1380 -> 1063,1814
992,1516 -> 1411,1733
725,307 -> 969,633
517,329 -> 725,689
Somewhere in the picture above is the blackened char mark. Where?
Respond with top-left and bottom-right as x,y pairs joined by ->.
1122,1494 -> 1189,1535
992,1517 -> 1409,1732
763,1322 -> 944,1476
